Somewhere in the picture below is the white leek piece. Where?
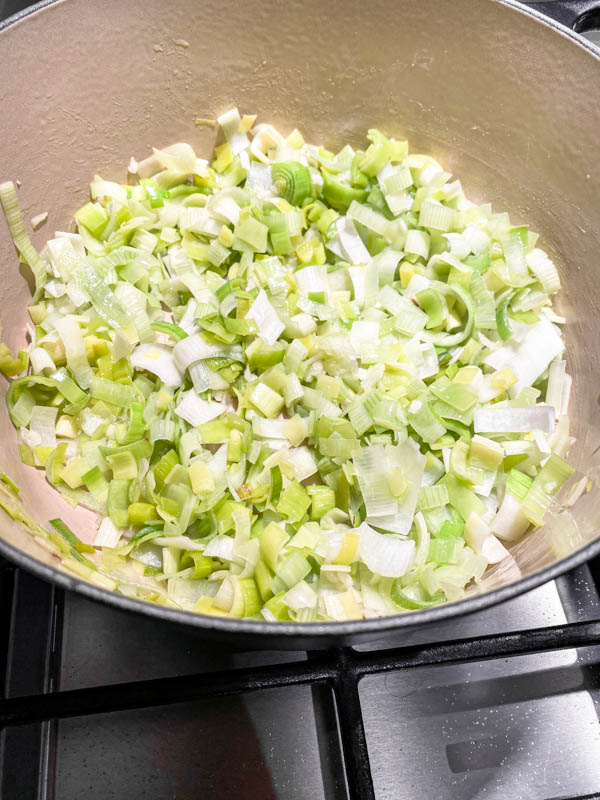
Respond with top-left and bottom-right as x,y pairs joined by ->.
484,317 -> 564,393
175,391 -> 227,427
245,289 -> 284,345
358,522 -> 415,578
473,406 -> 555,434
130,344 -> 182,388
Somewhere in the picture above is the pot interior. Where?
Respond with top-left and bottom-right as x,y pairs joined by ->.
0,0 -> 599,632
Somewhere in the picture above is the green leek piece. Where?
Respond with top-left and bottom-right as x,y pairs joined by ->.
120,402 -> 146,445
0,181 -> 48,298
429,376 -> 477,413
151,321 -> 189,341
75,266 -> 130,329
272,162 -> 312,206
75,202 -> 109,236
506,468 -> 533,500
408,402 -> 446,444
418,484 -> 449,511
356,130 -> 392,177
235,216 -> 268,252
235,577 -> 262,617
276,480 -> 311,523
6,376 -> 56,427
308,485 -> 336,521
188,459 -> 215,494
107,450 -> 138,481
100,440 -> 152,466
0,473 -> 20,496
416,288 -> 445,329
128,502 -> 158,526
436,519 -> 464,539
428,537 -> 462,564
276,550 -> 311,589
107,480 -> 130,528
249,383 -> 284,417
322,172 -> 368,211
270,465 -> 282,506
391,581 -> 445,609
197,418 -> 231,444
260,522 -> 289,572
496,292 -> 514,341
89,377 -> 136,408
141,178 -> 166,208
263,592 -> 291,621
49,518 -> 95,554
438,472 -> 487,518
255,559 -> 275,601
82,466 -> 109,504
0,344 -> 28,377
248,343 -> 286,372
154,449 -> 180,490
180,551 -> 213,579
520,454 -> 574,526
59,457 -> 89,489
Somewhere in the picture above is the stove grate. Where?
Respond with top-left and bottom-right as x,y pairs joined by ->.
2,561 -> 600,800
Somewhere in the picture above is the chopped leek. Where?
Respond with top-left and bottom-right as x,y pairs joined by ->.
272,162 -> 312,205
0,108 -> 572,622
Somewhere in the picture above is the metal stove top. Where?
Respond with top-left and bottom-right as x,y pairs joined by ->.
358,574 -> 600,800
2,560 -> 600,800
2,2 -> 600,799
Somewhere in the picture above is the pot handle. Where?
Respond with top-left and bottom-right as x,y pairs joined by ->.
520,0 -> 600,29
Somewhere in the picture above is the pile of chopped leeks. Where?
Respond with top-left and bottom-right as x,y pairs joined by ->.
0,108 -> 575,622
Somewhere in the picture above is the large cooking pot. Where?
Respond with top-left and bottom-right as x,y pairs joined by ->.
1,0 -> 600,649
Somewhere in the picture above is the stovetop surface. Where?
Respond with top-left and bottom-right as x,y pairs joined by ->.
2,559 -> 600,800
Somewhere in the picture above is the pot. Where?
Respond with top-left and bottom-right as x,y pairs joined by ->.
1,0 -> 599,649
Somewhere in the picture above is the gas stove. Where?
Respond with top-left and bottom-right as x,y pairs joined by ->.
2,2 -> 600,798
2,559 -> 600,799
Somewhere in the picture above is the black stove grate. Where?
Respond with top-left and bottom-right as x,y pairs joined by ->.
2,558 -> 600,800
